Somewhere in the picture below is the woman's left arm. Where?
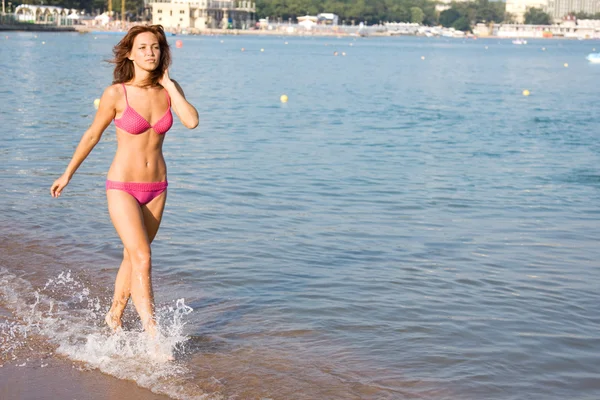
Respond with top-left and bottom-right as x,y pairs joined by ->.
160,69 -> 199,129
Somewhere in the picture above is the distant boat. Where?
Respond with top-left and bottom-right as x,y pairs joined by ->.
357,21 -> 368,37
512,39 -> 527,45
586,53 -> 600,63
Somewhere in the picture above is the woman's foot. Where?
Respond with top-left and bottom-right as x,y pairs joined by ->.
149,341 -> 175,362
104,311 -> 122,333
143,320 -> 174,361
143,319 -> 158,338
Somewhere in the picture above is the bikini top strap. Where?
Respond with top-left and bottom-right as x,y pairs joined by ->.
164,88 -> 171,107
121,83 -> 129,105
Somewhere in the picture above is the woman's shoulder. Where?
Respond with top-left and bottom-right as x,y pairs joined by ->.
98,84 -> 125,106
95,83 -> 123,109
103,83 -> 124,98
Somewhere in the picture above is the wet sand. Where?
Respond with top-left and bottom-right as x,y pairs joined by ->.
0,362 -> 173,400
0,306 -> 172,400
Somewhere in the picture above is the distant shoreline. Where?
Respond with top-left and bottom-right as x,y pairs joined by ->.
74,25 -> 373,37
1,24 -> 595,40
76,26 -> 599,39
0,24 -> 76,32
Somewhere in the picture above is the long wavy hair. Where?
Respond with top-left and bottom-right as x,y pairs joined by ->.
110,25 -> 171,87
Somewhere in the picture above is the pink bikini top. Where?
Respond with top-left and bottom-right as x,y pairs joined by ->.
114,83 -> 173,135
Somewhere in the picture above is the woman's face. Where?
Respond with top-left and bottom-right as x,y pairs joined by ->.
128,32 -> 161,71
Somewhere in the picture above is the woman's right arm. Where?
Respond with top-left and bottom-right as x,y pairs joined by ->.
50,85 -> 119,198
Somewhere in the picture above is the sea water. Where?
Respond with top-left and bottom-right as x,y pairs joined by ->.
1,32 -> 600,399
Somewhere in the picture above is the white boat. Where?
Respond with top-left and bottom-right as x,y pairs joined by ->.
512,39 -> 527,45
587,53 -> 600,63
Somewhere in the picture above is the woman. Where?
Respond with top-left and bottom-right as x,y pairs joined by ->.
50,25 -> 198,338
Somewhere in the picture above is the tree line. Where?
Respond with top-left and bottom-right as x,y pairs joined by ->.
256,0 -> 600,29
257,0 -> 439,26
255,0 -> 556,28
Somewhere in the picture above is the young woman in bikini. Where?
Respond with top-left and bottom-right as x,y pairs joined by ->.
50,25 -> 198,337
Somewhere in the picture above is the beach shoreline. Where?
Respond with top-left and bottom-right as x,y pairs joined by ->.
0,360 -> 173,400
0,304 -> 173,400
0,307 -> 171,400
0,362 -> 173,400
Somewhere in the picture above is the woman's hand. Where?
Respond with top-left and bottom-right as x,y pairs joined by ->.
50,173 -> 70,198
158,72 -> 199,129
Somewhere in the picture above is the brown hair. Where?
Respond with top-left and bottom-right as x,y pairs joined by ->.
110,25 -> 171,86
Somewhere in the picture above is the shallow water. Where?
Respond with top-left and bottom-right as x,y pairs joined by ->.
1,32 -> 600,399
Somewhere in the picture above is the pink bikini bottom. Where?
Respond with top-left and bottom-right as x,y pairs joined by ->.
106,180 -> 168,205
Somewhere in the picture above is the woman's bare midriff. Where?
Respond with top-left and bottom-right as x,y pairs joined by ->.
106,128 -> 167,182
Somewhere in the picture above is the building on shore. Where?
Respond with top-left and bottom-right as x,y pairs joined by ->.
297,15 -> 317,30
507,0 -> 600,23
317,13 -> 338,25
546,0 -> 600,20
505,0 -> 548,23
13,5 -> 80,25
149,0 -> 255,31
473,21 -> 599,38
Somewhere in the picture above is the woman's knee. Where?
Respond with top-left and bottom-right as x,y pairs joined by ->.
128,248 -> 152,271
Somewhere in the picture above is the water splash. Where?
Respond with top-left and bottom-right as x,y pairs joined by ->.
0,268 -> 214,400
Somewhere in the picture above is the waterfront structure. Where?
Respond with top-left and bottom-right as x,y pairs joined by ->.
149,0 -> 255,31
297,15 -> 317,30
13,5 -> 79,25
489,22 -> 599,38
317,13 -> 338,25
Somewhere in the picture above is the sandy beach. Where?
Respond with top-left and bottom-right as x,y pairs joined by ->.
0,363 -> 172,400
0,306 -> 172,400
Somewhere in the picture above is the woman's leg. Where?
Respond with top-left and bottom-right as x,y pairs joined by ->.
105,249 -> 131,330
106,189 -> 166,335
105,191 -> 167,330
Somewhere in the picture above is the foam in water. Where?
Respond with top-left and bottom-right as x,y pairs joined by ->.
0,268 -> 214,400
0,317 -> 28,363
